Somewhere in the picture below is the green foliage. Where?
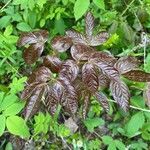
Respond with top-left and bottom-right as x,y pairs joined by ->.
6,115 -> 30,138
0,0 -> 150,149
74,0 -> 90,20
84,117 -> 105,132
102,136 -> 125,150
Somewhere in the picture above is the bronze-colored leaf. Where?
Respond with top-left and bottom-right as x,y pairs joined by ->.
114,56 -> 139,74
23,43 -> 44,64
51,36 -> 72,52
143,82 -> 150,108
89,51 -> 117,66
44,87 -> 59,116
92,58 -> 119,81
85,12 -> 94,39
59,60 -> 79,82
66,30 -> 87,45
24,85 -> 45,120
21,82 -> 40,100
45,81 -> 65,115
94,91 -> 109,112
90,32 -> 109,46
82,63 -> 99,92
43,55 -> 62,73
71,44 -> 94,61
110,80 -> 130,112
98,72 -> 110,88
17,30 -> 49,47
59,78 -> 78,114
82,93 -> 90,119
123,70 -> 150,82
28,66 -> 51,84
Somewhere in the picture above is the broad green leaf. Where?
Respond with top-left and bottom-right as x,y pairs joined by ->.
144,53 -> 150,72
93,0 -> 105,10
115,140 -> 125,150
5,142 -> 13,150
0,114 -> 6,136
0,16 -> 11,29
130,96 -> 145,108
84,117 -> 104,132
0,92 -> 5,106
3,102 -> 25,116
9,77 -> 27,94
57,124 -> 71,137
74,0 -> 90,20
88,139 -> 101,150
6,116 -> 30,138
126,112 -> 145,137
102,136 -> 113,145
4,25 -> 13,36
17,22 -> 32,32
28,11 -> 37,28
0,94 -> 18,111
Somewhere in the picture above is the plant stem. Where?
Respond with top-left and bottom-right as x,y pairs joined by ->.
121,0 -> 135,16
108,99 -> 150,113
0,0 -> 12,12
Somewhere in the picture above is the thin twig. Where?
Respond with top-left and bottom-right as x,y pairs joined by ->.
108,99 -> 150,113
0,0 -> 12,12
121,0 -> 135,16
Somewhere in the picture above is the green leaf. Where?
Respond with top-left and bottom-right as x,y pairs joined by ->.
93,0 -> 105,10
3,102 -> 25,116
6,116 -> 30,138
115,140 -> 125,150
4,25 -> 13,36
102,136 -> 113,145
74,0 -> 90,20
144,53 -> 150,72
126,112 -> 145,137
0,92 -> 5,106
0,114 -> 6,136
28,11 -> 37,28
5,142 -> 13,150
0,94 -> 19,111
88,139 -> 101,150
84,117 -> 104,132
0,16 -> 11,29
9,77 -> 27,94
16,22 -> 32,32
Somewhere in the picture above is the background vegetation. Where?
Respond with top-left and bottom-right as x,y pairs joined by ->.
0,0 -> 150,149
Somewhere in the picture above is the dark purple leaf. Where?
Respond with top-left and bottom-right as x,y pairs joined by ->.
94,91 -> 109,112
59,78 -> 78,114
123,70 -> 150,82
28,66 -> 51,84
23,85 -> 45,120
85,11 -> 94,39
110,80 -> 130,112
143,82 -> 150,108
89,51 -> 117,66
90,32 -> 109,46
82,93 -> 90,119
114,56 -> 139,74
17,30 -> 49,47
21,82 -> 41,100
23,43 -> 44,64
91,58 -> 119,81
71,44 -> 94,61
51,36 -> 72,52
43,55 -> 62,73
66,30 -> 87,45
59,60 -> 79,82
98,72 -> 110,88
82,63 -> 99,92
